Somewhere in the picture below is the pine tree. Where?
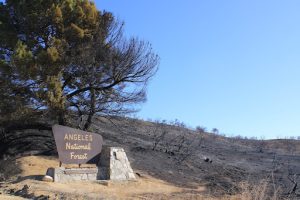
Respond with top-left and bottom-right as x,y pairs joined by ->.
0,0 -> 159,129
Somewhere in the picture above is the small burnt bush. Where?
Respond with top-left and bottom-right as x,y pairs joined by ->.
0,158 -> 21,181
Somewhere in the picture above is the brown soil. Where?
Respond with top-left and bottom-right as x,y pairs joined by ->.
0,194 -> 26,200
1,156 -> 206,200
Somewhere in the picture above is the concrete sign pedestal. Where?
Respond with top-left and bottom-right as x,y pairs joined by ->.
98,147 -> 136,181
46,167 -> 100,182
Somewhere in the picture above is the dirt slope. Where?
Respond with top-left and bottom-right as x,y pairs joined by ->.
91,117 -> 300,195
1,156 -> 205,199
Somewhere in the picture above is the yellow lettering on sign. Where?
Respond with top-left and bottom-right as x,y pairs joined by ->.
70,152 -> 88,159
65,142 -> 91,150
69,134 -> 74,140
64,134 -> 93,141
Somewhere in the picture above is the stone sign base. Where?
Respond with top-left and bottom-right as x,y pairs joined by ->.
99,147 -> 136,181
46,167 -> 99,183
45,147 -> 136,182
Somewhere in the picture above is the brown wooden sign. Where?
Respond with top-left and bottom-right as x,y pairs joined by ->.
52,125 -> 103,164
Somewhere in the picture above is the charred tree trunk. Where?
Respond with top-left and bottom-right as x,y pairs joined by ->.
83,88 -> 96,130
58,111 -> 66,126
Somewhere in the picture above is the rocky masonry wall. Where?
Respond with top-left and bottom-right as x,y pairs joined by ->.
46,167 -> 99,182
108,147 -> 136,180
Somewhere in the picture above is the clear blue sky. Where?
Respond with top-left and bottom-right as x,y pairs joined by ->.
96,0 -> 300,139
